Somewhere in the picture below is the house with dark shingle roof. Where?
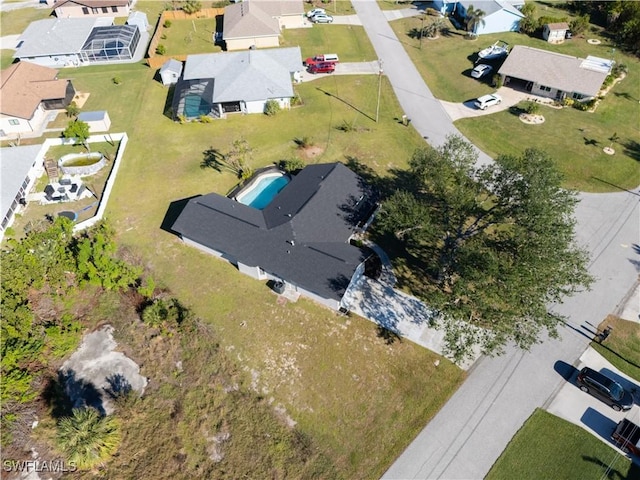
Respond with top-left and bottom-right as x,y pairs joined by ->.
51,0 -> 132,18
171,163 -> 380,310
223,0 -> 306,51
498,45 -> 613,101
171,47 -> 302,119
0,62 -> 75,138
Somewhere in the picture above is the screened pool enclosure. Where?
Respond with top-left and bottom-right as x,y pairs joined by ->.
80,25 -> 140,63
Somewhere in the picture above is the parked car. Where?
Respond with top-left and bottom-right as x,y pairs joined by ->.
306,8 -> 325,18
308,62 -> 335,74
471,64 -> 493,79
473,93 -> 502,110
576,367 -> 634,411
612,418 -> 640,455
304,54 -> 339,66
311,14 -> 333,24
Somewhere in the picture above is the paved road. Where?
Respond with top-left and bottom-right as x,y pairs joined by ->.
343,1 -> 640,479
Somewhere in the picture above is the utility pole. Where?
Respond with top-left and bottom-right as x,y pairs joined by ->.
375,59 -> 383,123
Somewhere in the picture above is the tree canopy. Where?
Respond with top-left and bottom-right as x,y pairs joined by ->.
376,135 -> 593,362
62,120 -> 91,151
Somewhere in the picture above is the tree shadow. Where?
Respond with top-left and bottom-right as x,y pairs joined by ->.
584,137 -> 600,147
104,373 -> 132,400
42,369 -> 105,419
200,147 -> 226,171
377,324 -> 402,344
622,139 -> 640,162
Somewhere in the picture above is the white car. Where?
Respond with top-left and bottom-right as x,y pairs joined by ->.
471,64 -> 493,79
311,14 -> 334,24
474,93 -> 502,110
306,8 -> 326,18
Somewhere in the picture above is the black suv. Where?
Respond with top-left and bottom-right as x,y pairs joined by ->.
576,367 -> 634,411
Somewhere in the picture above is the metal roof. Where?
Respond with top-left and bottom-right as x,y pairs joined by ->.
14,17 -> 113,58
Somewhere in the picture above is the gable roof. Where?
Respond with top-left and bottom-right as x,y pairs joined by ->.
183,47 -> 302,103
14,17 -> 113,58
0,62 -> 69,119
498,45 -> 611,96
160,58 -> 183,74
53,0 -> 129,9
545,22 -> 569,30
223,1 -> 280,40
171,163 -> 377,302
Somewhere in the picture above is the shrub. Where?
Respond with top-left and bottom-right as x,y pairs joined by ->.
291,93 -> 303,107
264,99 -> 281,116
524,101 -> 540,115
294,136 -> 314,149
612,63 -> 628,77
198,114 -> 213,123
569,14 -> 589,36
112,76 -> 122,85
279,158 -> 305,173
177,114 -> 187,124
142,297 -> 193,334
161,33 -> 167,40
562,97 -> 575,108
240,167 -> 254,181
155,44 -> 167,55
337,120 -> 356,132
163,19 -> 172,28
425,7 -> 439,16
492,74 -> 503,89
65,101 -> 80,118
3,227 -> 15,237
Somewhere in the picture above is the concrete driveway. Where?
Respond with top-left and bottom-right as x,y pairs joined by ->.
440,87 -> 535,121
547,347 -> 640,461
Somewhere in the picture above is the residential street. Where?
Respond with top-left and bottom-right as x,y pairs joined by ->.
346,1 -> 640,479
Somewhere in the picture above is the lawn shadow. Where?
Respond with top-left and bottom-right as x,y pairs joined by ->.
622,139 -> 640,162
583,137 -> 600,147
554,360 -> 579,383
580,407 -> 618,446
377,324 -> 402,345
162,84 -> 176,120
316,87 -> 375,122
582,454 -> 640,478
160,195 -> 201,235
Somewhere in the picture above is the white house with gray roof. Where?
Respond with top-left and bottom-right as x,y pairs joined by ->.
172,47 -> 303,119
498,45 -> 613,101
13,16 -> 142,67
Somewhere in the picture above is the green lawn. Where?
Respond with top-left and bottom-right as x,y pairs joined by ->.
28,57 -> 464,478
157,18 -> 222,56
486,409 -> 639,480
282,25 -> 377,62
592,316 -> 640,382
0,6 -> 51,36
304,0 -> 355,16
387,17 -> 640,192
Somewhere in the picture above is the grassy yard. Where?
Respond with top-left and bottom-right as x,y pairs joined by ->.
593,315 -> 640,382
282,25 -> 377,62
387,17 -> 640,192
0,6 -> 51,36
17,55 -> 464,478
156,18 -> 222,56
486,409 -> 638,480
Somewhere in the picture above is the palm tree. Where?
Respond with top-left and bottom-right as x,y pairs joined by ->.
425,17 -> 447,38
465,5 -> 486,37
56,408 -> 121,470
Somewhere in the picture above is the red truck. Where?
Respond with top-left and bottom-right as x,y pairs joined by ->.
303,54 -> 339,67
612,418 -> 640,455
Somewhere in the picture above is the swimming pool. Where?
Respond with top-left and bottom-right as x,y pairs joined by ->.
236,172 -> 290,209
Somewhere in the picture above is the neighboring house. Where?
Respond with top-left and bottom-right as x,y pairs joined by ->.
542,22 -> 569,43
223,0 -> 306,51
436,0 -> 524,35
0,62 -> 75,138
1,144 -> 46,238
78,111 -> 111,132
171,47 -> 302,119
13,17 -> 141,68
171,163 -> 380,311
51,0 -> 132,18
498,45 -> 613,101
159,58 -> 183,86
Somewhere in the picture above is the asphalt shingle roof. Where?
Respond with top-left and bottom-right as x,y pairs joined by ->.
171,163 -> 376,302
183,47 -> 302,103
498,45 -> 610,97
1,144 -> 43,222
223,1 -> 280,40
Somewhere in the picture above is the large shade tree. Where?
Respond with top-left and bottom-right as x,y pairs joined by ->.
376,135 -> 593,362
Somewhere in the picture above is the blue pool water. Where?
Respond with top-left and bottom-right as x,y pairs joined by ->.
238,175 -> 290,209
